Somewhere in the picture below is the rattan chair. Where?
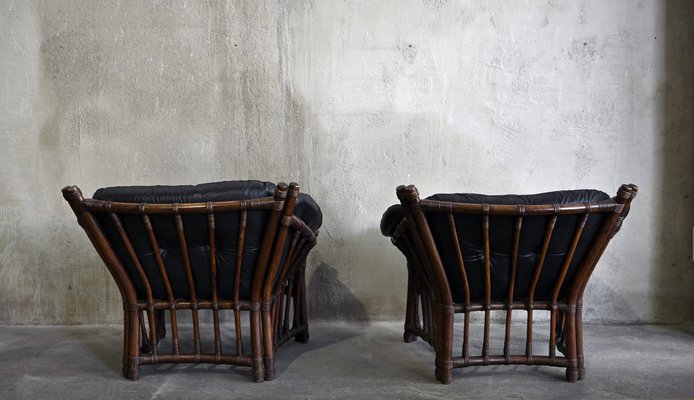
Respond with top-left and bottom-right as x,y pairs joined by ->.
381,184 -> 637,383
62,181 -> 321,382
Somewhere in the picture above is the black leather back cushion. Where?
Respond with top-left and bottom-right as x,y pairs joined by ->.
383,189 -> 609,303
92,180 -> 322,302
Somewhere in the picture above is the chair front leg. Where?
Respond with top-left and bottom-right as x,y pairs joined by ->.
262,303 -> 276,381
564,304 -> 578,382
434,305 -> 454,384
250,308 -> 265,382
576,301 -> 585,380
123,308 -> 141,380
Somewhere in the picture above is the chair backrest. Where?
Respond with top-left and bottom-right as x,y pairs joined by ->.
383,184 -> 637,307
63,180 -> 322,306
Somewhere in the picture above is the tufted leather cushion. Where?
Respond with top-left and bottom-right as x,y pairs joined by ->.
92,180 -> 322,301
381,189 -> 610,303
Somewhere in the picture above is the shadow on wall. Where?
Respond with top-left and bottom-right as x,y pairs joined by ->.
308,262 -> 369,322
293,91 -> 522,322
654,0 -> 694,323
582,276 -> 639,322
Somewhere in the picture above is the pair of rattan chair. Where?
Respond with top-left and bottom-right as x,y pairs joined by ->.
63,180 -> 636,383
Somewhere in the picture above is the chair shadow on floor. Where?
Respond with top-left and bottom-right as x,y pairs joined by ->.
64,318 -> 366,382
63,261 -> 368,381
374,320 -> 574,384
62,325 -> 124,376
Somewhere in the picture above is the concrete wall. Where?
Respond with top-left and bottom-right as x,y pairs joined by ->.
1,0 -> 692,324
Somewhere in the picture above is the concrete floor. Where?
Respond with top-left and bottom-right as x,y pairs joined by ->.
1,322 -> 693,399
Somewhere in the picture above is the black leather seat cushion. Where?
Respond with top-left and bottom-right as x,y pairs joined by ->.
381,189 -> 610,303
92,180 -> 322,302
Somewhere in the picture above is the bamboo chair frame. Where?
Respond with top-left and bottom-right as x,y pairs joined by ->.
62,182 -> 318,382
389,184 -> 637,384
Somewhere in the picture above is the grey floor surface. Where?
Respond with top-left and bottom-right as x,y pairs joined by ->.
1,322 -> 693,399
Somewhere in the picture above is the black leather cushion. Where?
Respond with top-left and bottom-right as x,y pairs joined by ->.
92,180 -> 321,302
380,204 -> 405,238
381,189 -> 610,303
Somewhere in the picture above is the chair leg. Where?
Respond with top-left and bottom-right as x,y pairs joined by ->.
404,331 -> 418,343
424,294 -> 435,346
155,310 -> 166,340
295,331 -> 310,343
139,310 -> 166,354
294,267 -> 310,344
123,309 -> 141,380
262,306 -> 276,381
403,268 -> 419,343
556,310 -> 567,356
250,308 -> 265,383
294,265 -> 309,343
576,302 -> 586,380
139,312 -> 153,354
564,306 -> 578,382
434,307 -> 454,384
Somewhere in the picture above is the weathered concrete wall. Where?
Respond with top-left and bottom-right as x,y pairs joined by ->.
1,0 -> 692,324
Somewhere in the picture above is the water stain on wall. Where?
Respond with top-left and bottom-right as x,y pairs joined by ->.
0,0 -> 692,325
